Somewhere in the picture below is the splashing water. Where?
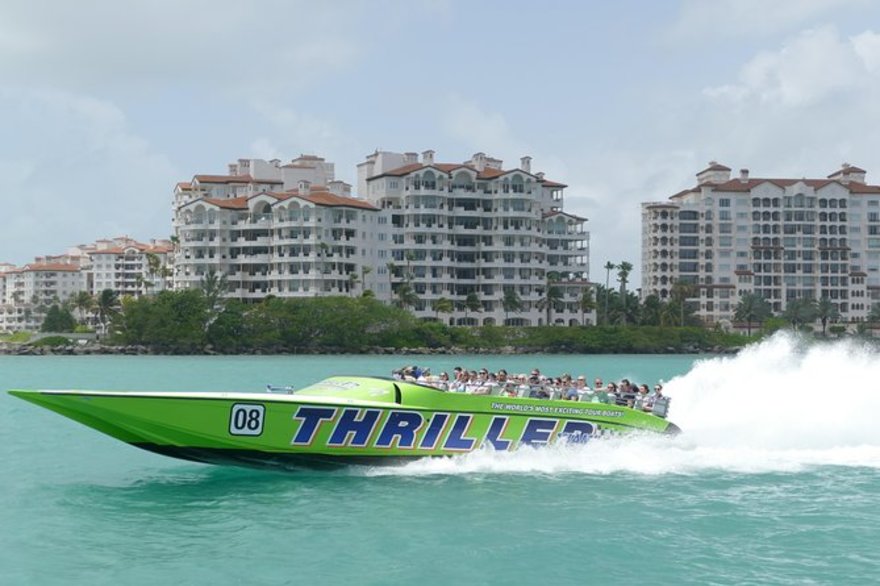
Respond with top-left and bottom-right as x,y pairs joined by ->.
368,333 -> 880,477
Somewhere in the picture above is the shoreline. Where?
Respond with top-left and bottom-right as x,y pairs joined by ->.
0,343 -> 738,356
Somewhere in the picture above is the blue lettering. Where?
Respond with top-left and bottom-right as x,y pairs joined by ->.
560,420 -> 594,444
328,408 -> 381,447
375,411 -> 424,449
419,413 -> 450,450
291,406 -> 337,445
443,414 -> 477,451
484,416 -> 512,451
520,419 -> 558,446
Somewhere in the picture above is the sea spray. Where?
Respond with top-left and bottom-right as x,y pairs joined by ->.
367,332 -> 880,477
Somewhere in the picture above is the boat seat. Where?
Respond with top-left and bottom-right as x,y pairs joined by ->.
594,391 -> 609,404
651,397 -> 670,418
548,390 -> 560,401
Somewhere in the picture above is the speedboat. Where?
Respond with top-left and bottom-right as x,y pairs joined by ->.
9,376 -> 679,471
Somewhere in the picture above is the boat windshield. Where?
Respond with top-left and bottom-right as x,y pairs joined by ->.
295,377 -> 398,403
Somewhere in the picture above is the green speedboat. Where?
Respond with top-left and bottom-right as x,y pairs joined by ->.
9,376 -> 679,471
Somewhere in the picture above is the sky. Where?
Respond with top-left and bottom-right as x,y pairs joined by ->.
3,0 -> 880,285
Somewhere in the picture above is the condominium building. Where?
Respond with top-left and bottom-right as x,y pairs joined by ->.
641,162 -> 880,327
174,156 -> 384,298
0,262 -> 85,331
0,237 -> 175,333
360,150 -> 591,325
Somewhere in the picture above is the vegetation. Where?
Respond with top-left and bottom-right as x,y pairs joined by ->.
106,289 -> 746,354
40,305 -> 77,333
31,335 -> 73,347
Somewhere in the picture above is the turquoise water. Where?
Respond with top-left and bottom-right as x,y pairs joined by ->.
2,338 -> 879,584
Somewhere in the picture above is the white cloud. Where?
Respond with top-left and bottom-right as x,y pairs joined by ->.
668,0 -> 868,42
704,26 -> 879,106
0,89 -> 178,264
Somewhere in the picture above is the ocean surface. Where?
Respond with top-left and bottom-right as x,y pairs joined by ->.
2,333 -> 879,585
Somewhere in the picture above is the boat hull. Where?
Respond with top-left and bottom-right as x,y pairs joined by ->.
9,376 -> 678,471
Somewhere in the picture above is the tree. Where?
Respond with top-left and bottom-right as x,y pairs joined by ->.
816,297 -> 839,336
666,280 -> 697,327
783,298 -> 818,330
347,272 -> 360,297
603,261 -> 615,324
501,288 -> 523,324
199,270 -> 229,330
537,271 -> 564,325
71,291 -> 95,325
868,303 -> 880,326
578,287 -> 597,326
94,289 -> 121,335
616,261 -> 633,325
395,281 -> 420,310
318,241 -> 331,294
733,292 -> 772,336
640,294 -> 663,326
360,265 -> 373,296
463,291 -> 482,323
432,297 -> 454,321
40,305 -> 76,332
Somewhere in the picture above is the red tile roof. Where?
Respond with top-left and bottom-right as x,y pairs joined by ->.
368,162 -> 567,187
671,177 -> 880,197
201,190 -> 377,211
698,163 -> 732,174
193,174 -> 283,185
23,263 -> 81,273
543,210 -> 587,222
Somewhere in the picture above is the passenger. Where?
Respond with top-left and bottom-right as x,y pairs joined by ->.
635,383 -> 650,410
465,371 -> 482,393
605,382 -> 618,404
436,372 -> 450,391
500,383 -> 518,398
616,379 -> 637,407
496,369 -> 509,384
593,378 -> 603,393
574,376 -> 591,401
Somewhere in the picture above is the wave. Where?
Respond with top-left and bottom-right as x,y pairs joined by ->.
367,333 -> 880,476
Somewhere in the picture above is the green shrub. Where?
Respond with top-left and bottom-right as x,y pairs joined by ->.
32,336 -> 72,347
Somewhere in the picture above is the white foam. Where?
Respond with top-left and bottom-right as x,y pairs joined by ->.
367,333 -> 880,476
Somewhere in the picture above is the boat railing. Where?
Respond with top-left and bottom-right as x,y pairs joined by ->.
266,384 -> 296,394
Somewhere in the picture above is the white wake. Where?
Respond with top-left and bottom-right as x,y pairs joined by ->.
367,333 -> 880,476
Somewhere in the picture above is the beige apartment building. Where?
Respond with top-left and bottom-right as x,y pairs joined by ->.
641,162 -> 880,327
174,151 -> 593,326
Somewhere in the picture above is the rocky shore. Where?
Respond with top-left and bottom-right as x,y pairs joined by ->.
0,342 -> 736,356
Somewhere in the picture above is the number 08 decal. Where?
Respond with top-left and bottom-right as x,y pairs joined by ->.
229,404 -> 265,436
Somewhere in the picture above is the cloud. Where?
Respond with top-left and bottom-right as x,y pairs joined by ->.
704,26 -> 879,107
667,0 -> 868,42
0,89 -> 178,264
0,0 -> 364,95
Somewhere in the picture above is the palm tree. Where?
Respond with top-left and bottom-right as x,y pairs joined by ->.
71,291 -> 95,326
868,303 -> 880,326
665,280 -> 696,327
318,242 -> 331,294
816,297 -> 839,336
616,261 -> 633,325
199,270 -> 228,329
395,282 -> 420,310
386,261 -> 398,298
360,266 -> 373,296
733,292 -> 771,336
94,289 -> 121,335
537,271 -> 563,325
347,272 -> 360,297
501,288 -> 523,325
433,297 -> 454,321
464,291 -> 482,323
783,298 -> 818,330
603,261 -> 615,325
578,287 -> 597,326
143,252 -> 162,294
